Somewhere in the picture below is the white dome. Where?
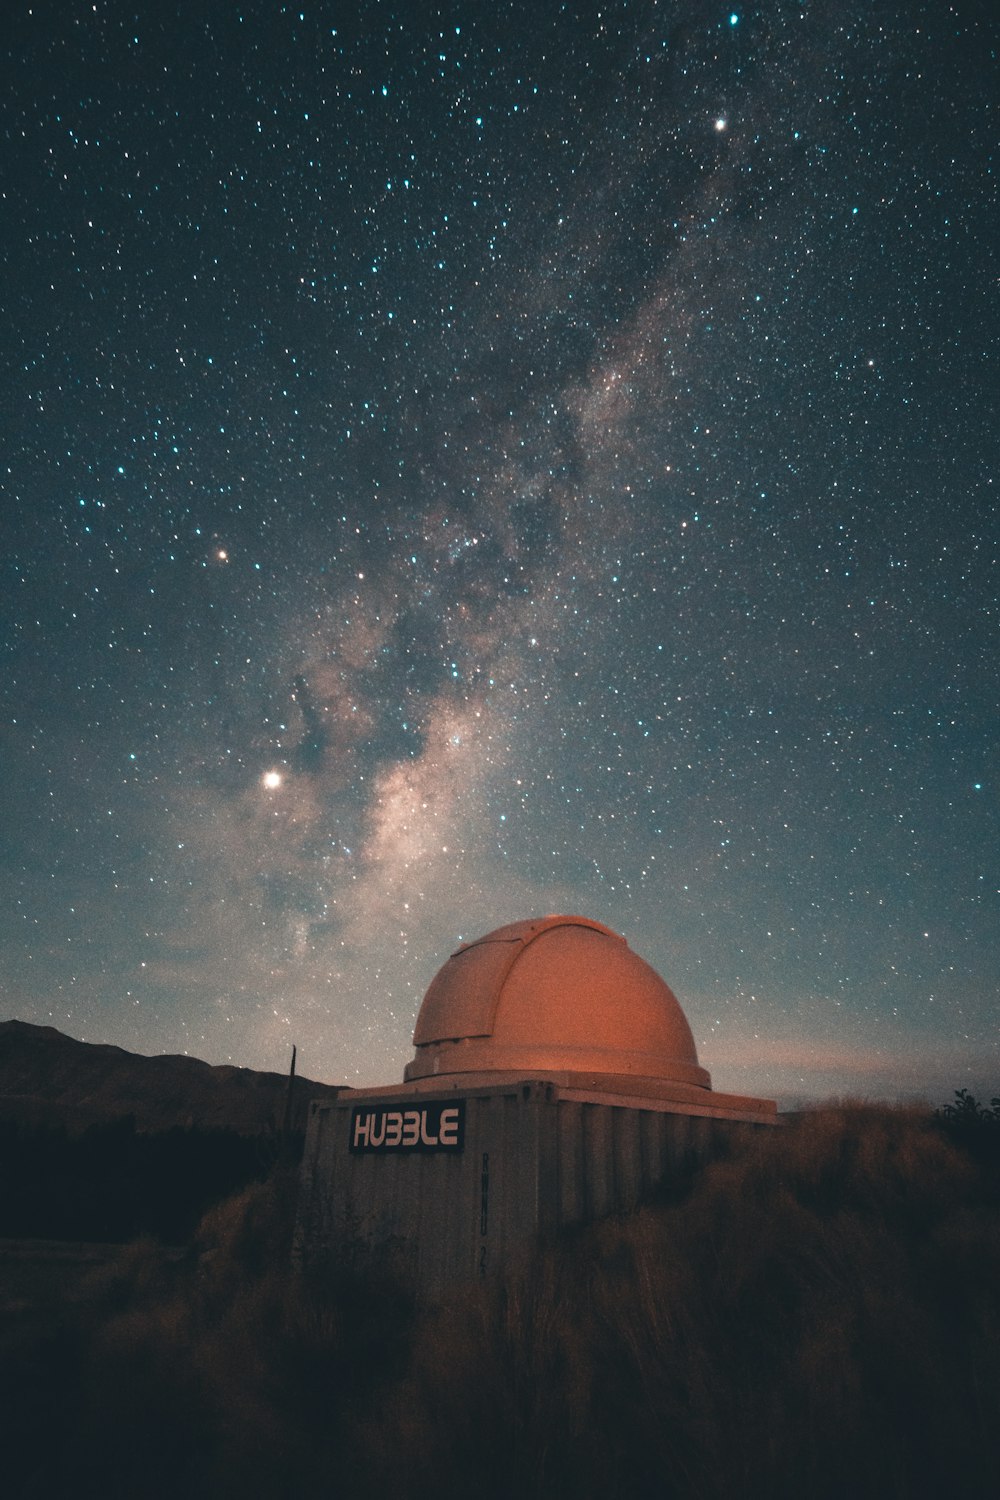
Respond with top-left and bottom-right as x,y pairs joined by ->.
404,915 -> 711,1090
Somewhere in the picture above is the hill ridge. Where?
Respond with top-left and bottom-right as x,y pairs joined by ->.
0,1019 -> 344,1134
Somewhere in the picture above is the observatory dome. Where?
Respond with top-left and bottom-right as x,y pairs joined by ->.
404,915 -> 711,1090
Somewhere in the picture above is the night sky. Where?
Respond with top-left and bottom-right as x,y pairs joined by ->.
3,0 -> 997,1106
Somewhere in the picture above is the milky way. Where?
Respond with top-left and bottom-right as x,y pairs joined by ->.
2,0 -> 997,1103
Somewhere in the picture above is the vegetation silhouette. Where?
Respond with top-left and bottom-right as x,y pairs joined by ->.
0,1117 -> 300,1242
934,1088 -> 1000,1167
2,1101 -> 999,1499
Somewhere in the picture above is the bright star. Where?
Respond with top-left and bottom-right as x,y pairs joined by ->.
263,770 -> 282,789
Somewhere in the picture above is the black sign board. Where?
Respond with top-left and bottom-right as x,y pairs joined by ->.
349,1100 -> 465,1154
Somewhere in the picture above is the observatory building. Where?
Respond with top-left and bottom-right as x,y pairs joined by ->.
296,916 -> 777,1292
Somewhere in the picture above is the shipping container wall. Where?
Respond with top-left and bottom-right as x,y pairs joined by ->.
295,1084 -> 742,1295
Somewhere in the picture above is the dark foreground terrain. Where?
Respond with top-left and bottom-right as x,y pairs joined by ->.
2,1101 -> 999,1500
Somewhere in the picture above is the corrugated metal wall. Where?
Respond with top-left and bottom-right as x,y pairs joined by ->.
295,1083 -> 745,1295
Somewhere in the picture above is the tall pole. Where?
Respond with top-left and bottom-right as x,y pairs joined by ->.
281,1043 -> 297,1146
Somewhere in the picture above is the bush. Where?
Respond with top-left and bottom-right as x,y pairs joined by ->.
3,1105 -> 999,1499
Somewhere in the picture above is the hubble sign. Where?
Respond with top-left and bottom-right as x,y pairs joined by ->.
349,1100 -> 465,1154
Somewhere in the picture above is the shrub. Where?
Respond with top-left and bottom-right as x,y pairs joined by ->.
3,1104 -> 1000,1499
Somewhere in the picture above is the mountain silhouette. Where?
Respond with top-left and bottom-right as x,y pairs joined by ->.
0,1020 -> 343,1135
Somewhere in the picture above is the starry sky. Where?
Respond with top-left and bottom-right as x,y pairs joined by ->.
2,0 -> 997,1107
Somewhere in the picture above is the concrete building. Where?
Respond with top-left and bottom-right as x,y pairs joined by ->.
295,915 -> 777,1292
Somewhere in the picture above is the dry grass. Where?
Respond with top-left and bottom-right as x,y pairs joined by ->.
2,1105 -> 998,1499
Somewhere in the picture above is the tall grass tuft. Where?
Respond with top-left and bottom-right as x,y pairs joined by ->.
2,1104 -> 998,1499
